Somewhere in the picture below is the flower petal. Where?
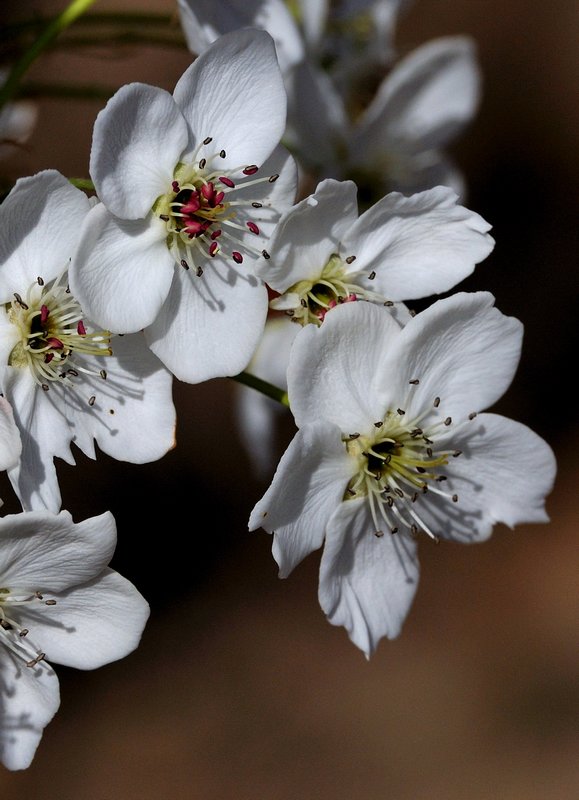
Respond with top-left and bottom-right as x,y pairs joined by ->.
0,654 -> 60,771
174,29 -> 287,169
415,413 -> 557,543
177,0 -> 305,73
319,496 -> 420,657
287,300 -> 402,431
90,84 -> 188,219
352,35 -> 481,159
249,421 -> 354,577
380,291 -> 524,420
257,178 -> 359,290
0,171 -> 90,301
341,185 -> 494,299
0,397 -> 21,472
145,261 -> 268,382
70,202 -> 175,334
32,568 -> 150,671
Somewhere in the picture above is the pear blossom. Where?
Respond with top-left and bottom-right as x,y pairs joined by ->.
285,35 -> 481,198
0,170 -> 176,513
249,293 -> 556,657
0,508 -> 149,770
260,178 -> 494,326
70,28 -> 298,384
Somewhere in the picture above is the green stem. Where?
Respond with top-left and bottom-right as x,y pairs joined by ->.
0,0 -> 98,111
232,372 -> 290,408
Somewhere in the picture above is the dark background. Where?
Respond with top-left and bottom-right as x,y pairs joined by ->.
0,1 -> 577,797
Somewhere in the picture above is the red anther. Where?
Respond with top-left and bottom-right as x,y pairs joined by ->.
46,337 -> 64,349
246,221 -> 260,235
201,182 -> 216,202
243,165 -> 258,175
213,191 -> 225,206
40,305 -> 50,325
172,181 -> 180,193
181,193 -> 201,216
77,320 -> 86,336
210,229 -> 222,239
44,353 -> 54,364
232,251 -> 243,264
209,241 -> 219,256
185,219 -> 210,237
219,176 -> 235,188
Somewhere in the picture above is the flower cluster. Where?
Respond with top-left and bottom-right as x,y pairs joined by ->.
0,0 -> 556,771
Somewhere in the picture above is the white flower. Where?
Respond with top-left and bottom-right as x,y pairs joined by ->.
285,35 -> 481,197
249,294 -> 557,657
0,508 -> 149,771
0,398 -> 21,475
69,28 -> 298,384
260,178 -> 494,326
0,170 -> 176,513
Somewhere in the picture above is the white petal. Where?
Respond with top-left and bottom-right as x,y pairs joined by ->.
341,185 -> 494,299
319,497 -> 420,657
0,397 -> 21,471
90,84 -> 188,219
58,331 -> 176,465
70,203 -> 175,334
33,569 -> 149,671
416,413 -> 557,543
287,300 -> 402,431
0,654 -> 60,771
0,510 -> 117,592
382,292 -> 524,420
248,421 -> 353,577
4,369 -> 72,513
145,261 -> 268,383
353,35 -> 481,158
174,29 -> 287,169
257,178 -> 358,291
176,0 -> 305,73
284,61 -> 348,171
0,171 -> 90,301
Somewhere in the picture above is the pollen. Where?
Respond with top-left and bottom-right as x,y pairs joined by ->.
7,271 -> 112,388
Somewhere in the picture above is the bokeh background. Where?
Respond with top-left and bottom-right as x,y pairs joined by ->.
0,1 -> 577,798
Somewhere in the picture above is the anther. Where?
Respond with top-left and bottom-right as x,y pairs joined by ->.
383,300 -> 394,307
41,384 -> 49,391
180,259 -> 189,270
198,158 -> 206,169
252,202 -> 263,208
368,271 -> 376,280
374,530 -> 384,538
232,252 -> 243,264
345,255 -> 356,264
219,149 -> 226,158
203,136 -> 212,145
196,266 -> 203,277
452,494 -> 459,502
395,488 -> 404,498
348,433 -> 360,439
88,395 -> 96,406
45,599 -> 57,606
243,165 -> 259,175
409,379 -> 420,385
469,412 -> 478,420
261,249 -> 270,259
220,176 -> 235,188
247,221 -> 260,235
37,276 -> 44,286
444,417 -> 452,426
171,181 -> 179,192
453,450 -> 462,457
160,214 -> 169,222
268,174 -> 279,183
397,408 -> 405,416
434,397 -> 440,408
13,293 -> 28,309
374,421 -> 383,427
391,526 -> 398,534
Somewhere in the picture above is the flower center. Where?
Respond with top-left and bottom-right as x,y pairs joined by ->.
7,271 -> 112,391
344,382 -> 467,541
153,137 -> 278,275
0,586 -> 56,668
269,253 -> 390,325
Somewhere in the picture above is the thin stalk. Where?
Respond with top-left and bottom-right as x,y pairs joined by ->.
0,0 -> 98,111
231,372 -> 290,408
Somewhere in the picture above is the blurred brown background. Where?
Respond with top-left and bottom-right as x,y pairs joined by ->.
0,1 -> 577,798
